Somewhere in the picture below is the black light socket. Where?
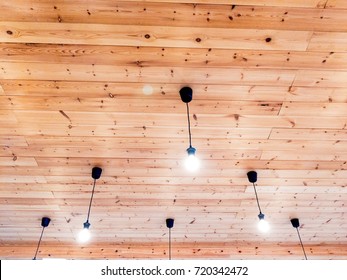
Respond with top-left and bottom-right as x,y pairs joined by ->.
166,218 -> 174,229
186,146 -> 196,156
247,171 -> 257,183
83,221 -> 91,229
291,218 -> 300,228
179,87 -> 193,103
258,213 -> 265,220
41,217 -> 51,228
92,167 -> 102,180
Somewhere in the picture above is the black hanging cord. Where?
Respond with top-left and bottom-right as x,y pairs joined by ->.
86,178 -> 97,223
252,182 -> 262,214
169,227 -> 172,260
33,226 -> 45,260
296,227 -> 308,260
186,103 -> 192,147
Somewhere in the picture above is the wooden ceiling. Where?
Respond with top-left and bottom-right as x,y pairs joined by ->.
1,0 -> 347,259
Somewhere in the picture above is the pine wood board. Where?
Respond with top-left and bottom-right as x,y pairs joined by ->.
0,96 -> 283,114
0,156 -> 37,166
1,2 -> 347,31
0,123 -> 273,138
33,157 -> 347,171
0,62 -> 297,85
3,44 -> 347,70
0,22 -> 311,50
270,128 -> 347,140
8,110 -> 347,129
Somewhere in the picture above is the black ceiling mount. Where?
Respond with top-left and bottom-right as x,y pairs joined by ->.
179,87 -> 193,103
247,171 -> 257,183
291,218 -> 300,228
41,217 -> 51,228
166,218 -> 174,229
92,167 -> 102,180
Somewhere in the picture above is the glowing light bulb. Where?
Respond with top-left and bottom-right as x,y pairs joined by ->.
185,154 -> 200,172
257,213 -> 270,233
78,222 -> 91,243
185,146 -> 200,172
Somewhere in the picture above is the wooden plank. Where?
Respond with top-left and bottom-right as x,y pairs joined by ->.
1,80 -> 291,101
34,157 -> 347,171
0,241 -> 346,260
280,102 -> 347,116
0,110 -> 17,124
93,1 -> 335,9
3,166 -> 347,179
0,62 -> 297,85
261,150 -> 347,161
12,110 -> 347,129
1,184 -> 345,196
0,96 -> 283,114
270,128 -> 347,140
22,137 -> 347,153
0,136 -> 27,147
3,79 -> 347,104
0,188 -> 345,201
40,175 -> 347,187
0,22 -> 311,50
2,146 -> 262,160
0,0 -> 329,16
0,176 -> 46,183
0,2 -> 346,32
326,0 -> 347,9
2,43 -> 347,70
293,70 -> 347,87
0,157 -> 37,166
286,87 -> 347,102
309,32 -> 347,52
0,123 -> 272,138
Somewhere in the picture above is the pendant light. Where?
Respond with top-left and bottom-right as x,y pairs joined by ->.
247,171 -> 269,232
166,218 -> 174,260
33,217 -> 51,260
290,218 -> 307,260
179,87 -> 200,172
78,166 -> 102,243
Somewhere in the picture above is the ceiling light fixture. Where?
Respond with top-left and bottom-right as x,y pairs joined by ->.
166,218 -> 174,260
33,217 -> 51,260
78,167 -> 102,243
247,171 -> 269,233
290,218 -> 307,260
179,86 -> 200,172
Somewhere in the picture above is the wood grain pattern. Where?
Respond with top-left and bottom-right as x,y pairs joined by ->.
0,22 -> 311,50
1,2 -> 347,32
0,0 -> 346,260
2,44 -> 347,70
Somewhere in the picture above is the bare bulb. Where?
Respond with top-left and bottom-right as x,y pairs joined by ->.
78,228 -> 91,243
185,154 -> 200,172
258,218 -> 270,233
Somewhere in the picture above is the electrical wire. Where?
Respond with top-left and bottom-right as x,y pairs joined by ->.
296,227 -> 308,260
33,226 -> 45,260
186,103 -> 192,147
169,227 -> 172,260
252,182 -> 262,214
86,178 -> 96,223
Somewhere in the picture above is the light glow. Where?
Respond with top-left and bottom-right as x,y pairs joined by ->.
78,228 -> 91,243
185,154 -> 200,172
142,85 -> 153,95
258,218 -> 270,233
